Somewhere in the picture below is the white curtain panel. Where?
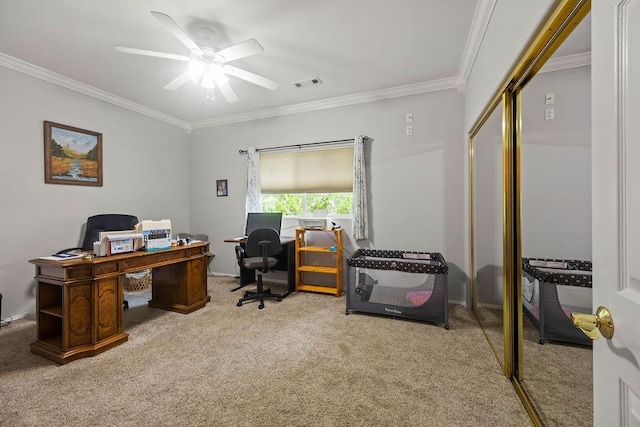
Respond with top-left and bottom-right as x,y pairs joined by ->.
245,147 -> 261,217
352,135 -> 368,240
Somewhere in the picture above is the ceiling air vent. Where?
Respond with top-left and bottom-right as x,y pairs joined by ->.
294,77 -> 323,88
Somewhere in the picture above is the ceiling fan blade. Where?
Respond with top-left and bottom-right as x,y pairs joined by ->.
218,83 -> 239,102
151,11 -> 203,57
215,39 -> 264,63
115,46 -> 190,62
164,71 -> 192,90
223,66 -> 278,90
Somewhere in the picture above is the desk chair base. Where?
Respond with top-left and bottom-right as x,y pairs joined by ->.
237,288 -> 283,310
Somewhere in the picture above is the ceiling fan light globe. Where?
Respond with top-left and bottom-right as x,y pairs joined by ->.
201,73 -> 216,89
188,60 -> 205,83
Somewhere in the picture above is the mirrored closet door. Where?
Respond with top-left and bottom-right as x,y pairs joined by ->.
517,12 -> 592,426
469,1 -> 592,425
471,102 -> 506,369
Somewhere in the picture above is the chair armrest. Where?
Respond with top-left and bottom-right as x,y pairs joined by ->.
235,245 -> 246,265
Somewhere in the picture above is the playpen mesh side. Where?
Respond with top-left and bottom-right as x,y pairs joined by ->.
346,249 -> 448,327
522,258 -> 592,346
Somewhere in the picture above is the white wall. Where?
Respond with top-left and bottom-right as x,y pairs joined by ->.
188,89 -> 469,302
0,67 -> 191,318
521,65 -> 592,261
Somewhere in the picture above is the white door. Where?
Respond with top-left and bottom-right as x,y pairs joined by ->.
592,1 -> 640,425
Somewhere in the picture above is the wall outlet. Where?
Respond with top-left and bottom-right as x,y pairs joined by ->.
406,112 -> 413,123
406,125 -> 413,136
545,108 -> 554,120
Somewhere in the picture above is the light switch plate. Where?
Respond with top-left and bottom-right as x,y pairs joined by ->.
545,93 -> 555,104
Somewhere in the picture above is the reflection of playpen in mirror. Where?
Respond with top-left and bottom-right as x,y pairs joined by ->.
522,257 -> 592,346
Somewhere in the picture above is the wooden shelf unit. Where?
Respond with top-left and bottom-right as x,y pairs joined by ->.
295,228 -> 343,297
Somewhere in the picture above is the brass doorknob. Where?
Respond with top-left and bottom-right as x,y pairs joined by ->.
571,306 -> 614,340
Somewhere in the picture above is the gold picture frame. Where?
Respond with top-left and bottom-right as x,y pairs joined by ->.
44,121 -> 103,186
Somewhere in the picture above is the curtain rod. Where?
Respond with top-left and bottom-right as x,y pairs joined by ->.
238,136 -> 368,155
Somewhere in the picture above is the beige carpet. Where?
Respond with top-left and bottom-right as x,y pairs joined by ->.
0,277 -> 532,426
476,307 -> 592,426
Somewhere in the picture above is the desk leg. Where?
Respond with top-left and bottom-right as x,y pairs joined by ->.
231,267 -> 254,292
281,242 -> 295,298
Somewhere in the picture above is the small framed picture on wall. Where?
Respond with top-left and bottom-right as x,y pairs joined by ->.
216,179 -> 228,197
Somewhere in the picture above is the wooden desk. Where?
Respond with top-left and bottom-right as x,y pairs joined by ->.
29,242 -> 212,364
224,237 -> 295,296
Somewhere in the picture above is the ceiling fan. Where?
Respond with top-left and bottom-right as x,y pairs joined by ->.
115,11 -> 278,102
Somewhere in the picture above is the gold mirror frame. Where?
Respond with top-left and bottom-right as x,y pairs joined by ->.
469,1 -> 591,425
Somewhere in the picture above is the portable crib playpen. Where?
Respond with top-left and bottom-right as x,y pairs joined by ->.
346,249 -> 449,329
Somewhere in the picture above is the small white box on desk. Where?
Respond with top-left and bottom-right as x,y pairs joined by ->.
135,219 -> 172,252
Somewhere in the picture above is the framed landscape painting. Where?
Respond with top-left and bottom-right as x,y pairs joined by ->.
44,121 -> 103,186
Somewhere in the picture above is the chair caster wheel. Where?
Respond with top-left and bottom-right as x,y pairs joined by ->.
277,297 -> 282,302
237,302 -> 243,307
259,304 -> 265,309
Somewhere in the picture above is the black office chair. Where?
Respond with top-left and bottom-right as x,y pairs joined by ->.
81,214 -> 139,251
57,214 -> 139,253
235,228 -> 283,309
59,214 -> 139,310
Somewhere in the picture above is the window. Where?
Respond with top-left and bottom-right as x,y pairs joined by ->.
262,192 -> 353,216
260,146 -> 353,216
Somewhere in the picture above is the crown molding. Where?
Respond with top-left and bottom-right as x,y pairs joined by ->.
0,52 -> 191,132
190,77 -> 458,129
539,51 -> 591,73
1,45 -> 589,134
456,0 -> 497,94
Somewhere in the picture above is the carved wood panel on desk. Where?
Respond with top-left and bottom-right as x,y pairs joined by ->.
29,242 -> 212,364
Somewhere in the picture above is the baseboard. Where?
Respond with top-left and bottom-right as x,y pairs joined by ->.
209,272 -> 238,278
1,311 -> 30,326
447,299 -> 467,308
477,302 -> 503,310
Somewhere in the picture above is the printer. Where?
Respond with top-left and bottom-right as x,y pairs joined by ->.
93,230 -> 143,257
135,219 -> 172,252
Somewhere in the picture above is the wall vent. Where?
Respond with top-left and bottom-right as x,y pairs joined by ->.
294,77 -> 323,88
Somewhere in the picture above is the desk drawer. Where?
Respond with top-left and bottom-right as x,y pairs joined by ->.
186,247 -> 204,257
125,251 -> 185,270
95,262 -> 120,277
36,264 -> 95,281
